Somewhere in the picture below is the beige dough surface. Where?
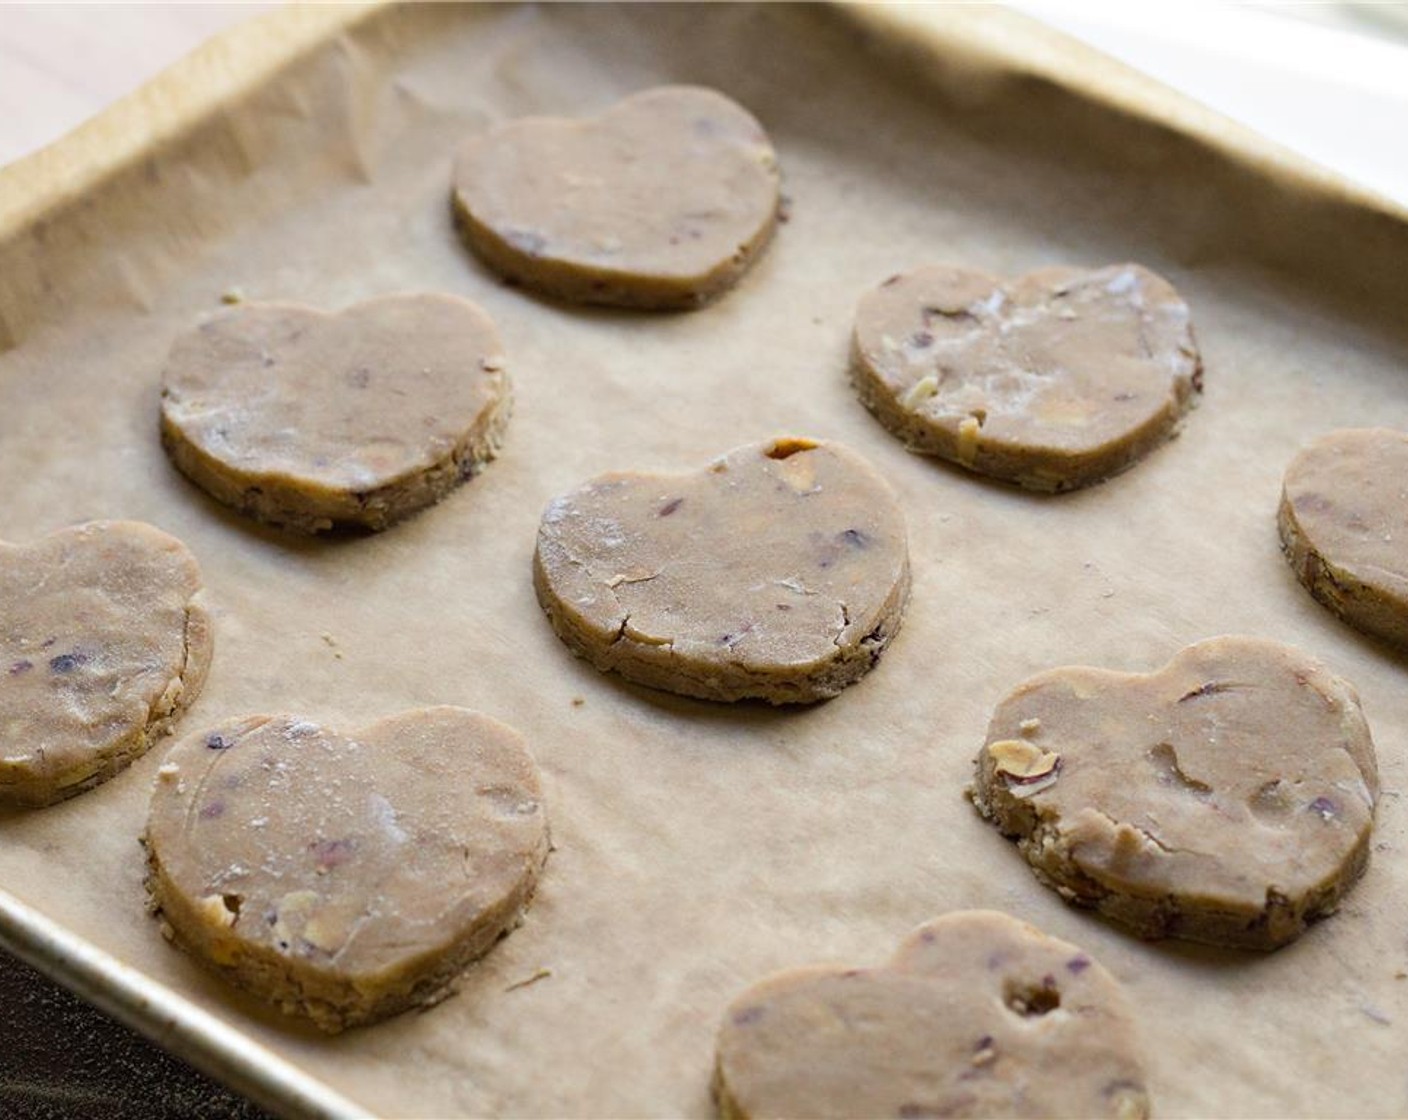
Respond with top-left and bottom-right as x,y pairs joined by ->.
160,293 -> 509,533
714,909 -> 1149,1120
851,264 -> 1202,491
452,85 -> 780,309
971,636 -> 1379,949
143,707 -> 549,1033
532,437 -> 910,703
1278,427 -> 1408,650
0,520 -> 212,808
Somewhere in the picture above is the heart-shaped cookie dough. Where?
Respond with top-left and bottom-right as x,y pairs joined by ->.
971,636 -> 1378,949
534,437 -> 910,704
714,910 -> 1150,1120
1279,428 -> 1408,650
0,521 -> 212,808
143,707 -> 549,1032
452,85 -> 780,309
160,293 -> 509,533
851,264 -> 1202,491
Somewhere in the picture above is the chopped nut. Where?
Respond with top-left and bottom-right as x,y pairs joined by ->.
902,375 -> 939,409
157,762 -> 181,782
956,416 -> 981,464
775,452 -> 817,493
301,913 -> 346,953
196,894 -> 238,929
989,739 -> 1060,779
220,287 -> 244,305
988,739 -> 1062,798
1019,717 -> 1041,735
271,889 -> 321,949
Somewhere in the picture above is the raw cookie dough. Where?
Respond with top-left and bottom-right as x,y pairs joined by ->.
160,293 -> 509,533
0,521 -> 212,808
851,263 -> 1202,491
971,636 -> 1378,949
714,910 -> 1150,1120
1278,427 -> 1408,650
533,437 -> 910,704
143,707 -> 549,1033
452,85 -> 780,309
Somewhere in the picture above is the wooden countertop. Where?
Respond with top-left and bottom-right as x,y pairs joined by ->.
0,4 -> 272,169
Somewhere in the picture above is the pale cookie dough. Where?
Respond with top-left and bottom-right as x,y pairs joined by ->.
1278,427 -> 1408,650
851,263 -> 1202,491
971,636 -> 1378,949
452,85 -> 780,309
0,521 -> 212,809
533,437 -> 910,704
160,293 -> 509,533
714,910 -> 1150,1120
143,707 -> 549,1033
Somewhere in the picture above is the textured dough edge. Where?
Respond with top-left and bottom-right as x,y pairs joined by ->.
1277,483 -> 1408,651
0,565 -> 214,809
160,376 -> 511,534
141,710 -> 550,1032
533,542 -> 910,705
968,639 -> 1378,950
451,191 -> 779,311
849,297 -> 1203,493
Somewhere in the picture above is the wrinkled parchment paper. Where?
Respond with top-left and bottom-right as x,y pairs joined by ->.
1,5 -> 1407,1117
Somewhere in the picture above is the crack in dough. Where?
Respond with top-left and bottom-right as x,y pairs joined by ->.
533,438 -> 909,703
972,636 -> 1379,949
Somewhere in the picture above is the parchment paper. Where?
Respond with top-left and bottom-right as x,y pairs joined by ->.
1,4 -> 1407,1117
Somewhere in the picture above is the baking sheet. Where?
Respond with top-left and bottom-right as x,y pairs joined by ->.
2,3 -> 1408,1117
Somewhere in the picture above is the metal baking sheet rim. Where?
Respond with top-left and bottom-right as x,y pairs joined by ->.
1,3 -> 1406,1118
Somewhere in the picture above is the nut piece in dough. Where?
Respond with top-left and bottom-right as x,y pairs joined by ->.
452,86 -> 781,309
0,521 -> 212,808
533,437 -> 910,704
1278,427 -> 1408,650
971,636 -> 1379,949
160,293 -> 510,533
851,264 -> 1202,491
714,910 -> 1150,1120
143,708 -> 549,1032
